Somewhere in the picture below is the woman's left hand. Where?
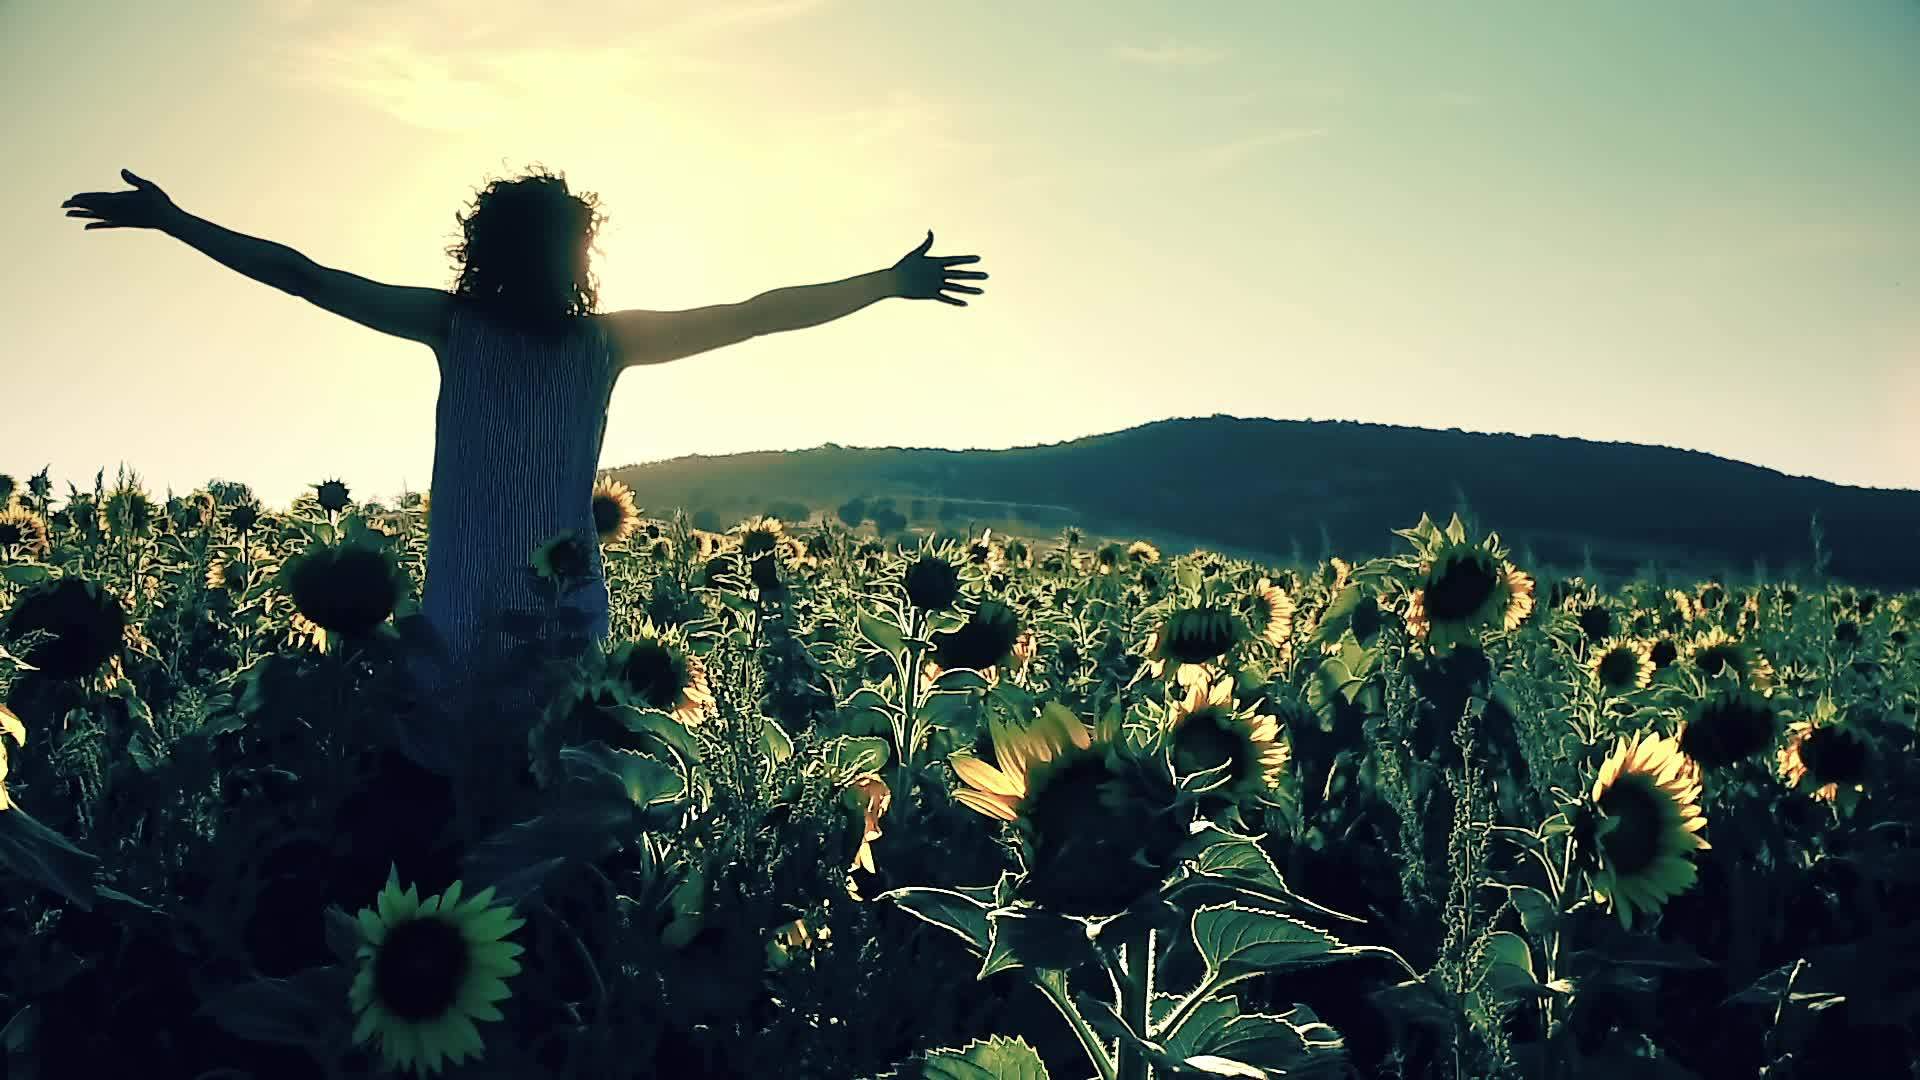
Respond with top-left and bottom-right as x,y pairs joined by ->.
890,231 -> 988,306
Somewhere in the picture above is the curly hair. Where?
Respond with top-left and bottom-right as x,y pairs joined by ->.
445,164 -> 606,338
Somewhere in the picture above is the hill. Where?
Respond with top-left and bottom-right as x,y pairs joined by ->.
605,415 -> 1920,586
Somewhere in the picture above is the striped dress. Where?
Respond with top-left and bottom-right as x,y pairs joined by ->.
411,301 -> 620,712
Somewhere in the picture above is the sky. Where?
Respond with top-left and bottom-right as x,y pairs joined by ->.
5,0 -> 1918,508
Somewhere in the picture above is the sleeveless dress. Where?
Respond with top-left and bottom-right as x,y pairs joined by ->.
411,301 -> 620,713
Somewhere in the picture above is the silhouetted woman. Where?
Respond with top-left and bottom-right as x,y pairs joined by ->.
62,166 -> 987,714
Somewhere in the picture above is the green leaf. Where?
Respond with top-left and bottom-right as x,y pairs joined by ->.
1507,886 -> 1559,937
197,965 -> 351,1050
1192,904 -> 1345,990
560,743 -> 686,806
462,781 -> 632,906
825,735 -> 890,776
1167,1002 -> 1347,1079
323,904 -> 361,966
980,906 -> 1098,978
0,563 -> 52,586
1473,931 -> 1554,1003
0,804 -> 100,910
1,1003 -> 37,1055
760,717 -> 794,765
1169,827 -> 1365,925
859,610 -> 910,657
921,1035 -> 1050,1080
615,705 -> 702,764
883,887 -> 991,957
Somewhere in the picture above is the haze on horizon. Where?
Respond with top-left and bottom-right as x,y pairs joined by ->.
5,0 -> 1918,507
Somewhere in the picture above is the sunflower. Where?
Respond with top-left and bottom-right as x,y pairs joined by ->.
954,703 -> 1177,915
1648,635 -> 1681,672
1127,540 -> 1162,566
1403,542 -> 1535,650
1093,542 -> 1127,575
1581,732 -> 1710,930
904,553 -> 962,611
1,703 -> 25,813
1143,604 -> 1242,687
591,476 -> 641,546
845,772 -> 891,884
278,539 -> 408,636
604,622 -> 714,725
1165,673 -> 1288,804
1241,577 -> 1296,649
349,871 -> 525,1076
315,478 -> 353,515
1590,638 -> 1655,694
531,531 -> 593,583
731,516 -> 797,589
206,553 -> 250,593
1677,686 -> 1778,770
0,504 -> 50,557
1685,626 -> 1775,691
952,702 -> 1107,822
967,532 -> 1007,574
1576,604 -> 1613,642
1778,703 -> 1870,814
0,576 -> 127,680
225,502 -> 260,533
928,600 -> 1023,680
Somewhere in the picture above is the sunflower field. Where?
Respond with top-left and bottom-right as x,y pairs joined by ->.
1,466 -> 1917,1080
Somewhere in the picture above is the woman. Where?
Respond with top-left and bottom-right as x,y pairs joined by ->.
62,166 -> 988,713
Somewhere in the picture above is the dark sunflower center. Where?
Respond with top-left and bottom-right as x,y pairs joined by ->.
1596,648 -> 1641,690
1801,727 -> 1869,786
0,522 -> 21,545
934,603 -> 1021,671
1422,555 -> 1498,621
1680,694 -> 1776,768
1173,712 -> 1245,781
1165,607 -> 1237,665
291,547 -> 398,634
593,495 -> 623,536
904,557 -> 960,610
1835,621 -> 1861,645
1596,775 -> 1666,877
1650,639 -> 1679,669
740,529 -> 779,559
1693,646 -> 1737,678
621,641 -> 688,709
1578,606 -> 1613,641
1,578 -> 126,679
372,915 -> 472,1023
317,482 -> 351,513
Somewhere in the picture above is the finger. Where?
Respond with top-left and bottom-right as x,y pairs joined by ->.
122,168 -> 150,189
937,255 -> 980,266
84,221 -> 129,230
944,270 -> 988,280
911,230 -> 934,256
66,209 -> 107,220
935,294 -> 967,306
942,284 -> 984,295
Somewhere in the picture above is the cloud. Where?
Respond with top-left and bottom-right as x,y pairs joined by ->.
1109,41 -> 1230,68
262,0 -> 835,131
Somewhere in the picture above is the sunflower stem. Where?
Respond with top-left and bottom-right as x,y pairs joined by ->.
1032,969 -> 1118,1080
1117,927 -> 1153,1080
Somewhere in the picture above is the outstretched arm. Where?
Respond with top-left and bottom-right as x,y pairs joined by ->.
63,169 -> 451,350
605,230 -> 987,367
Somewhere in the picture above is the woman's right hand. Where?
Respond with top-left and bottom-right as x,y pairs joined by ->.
62,169 -> 182,231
